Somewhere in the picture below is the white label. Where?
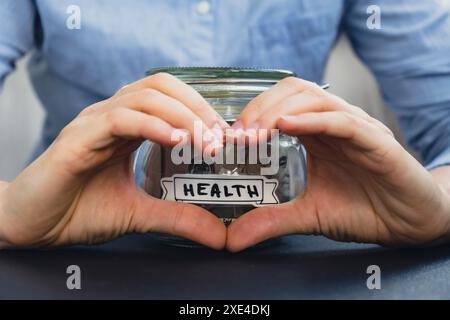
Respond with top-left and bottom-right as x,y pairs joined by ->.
161,174 -> 279,206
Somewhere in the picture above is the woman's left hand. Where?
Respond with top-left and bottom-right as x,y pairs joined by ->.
226,77 -> 450,252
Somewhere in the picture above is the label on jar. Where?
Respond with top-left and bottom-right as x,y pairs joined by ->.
160,174 -> 279,207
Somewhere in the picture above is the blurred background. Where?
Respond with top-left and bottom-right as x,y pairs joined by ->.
0,35 -> 404,181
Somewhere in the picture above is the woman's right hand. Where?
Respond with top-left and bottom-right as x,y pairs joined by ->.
0,73 -> 228,250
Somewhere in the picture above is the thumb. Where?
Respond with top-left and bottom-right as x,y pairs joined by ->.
132,192 -> 227,250
226,199 -> 318,252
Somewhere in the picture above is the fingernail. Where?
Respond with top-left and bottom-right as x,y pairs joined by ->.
172,129 -> 190,143
231,120 -> 243,130
244,122 -> 259,139
205,128 -> 224,147
211,142 -> 223,156
231,128 -> 245,141
247,122 -> 259,130
204,139 -> 223,157
216,116 -> 231,129
243,127 -> 256,137
224,128 -> 237,143
210,124 -> 224,143
202,129 -> 215,144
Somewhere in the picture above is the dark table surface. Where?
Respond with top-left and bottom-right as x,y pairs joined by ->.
1,234 -> 450,299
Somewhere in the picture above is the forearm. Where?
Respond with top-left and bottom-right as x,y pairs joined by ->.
428,166 -> 450,245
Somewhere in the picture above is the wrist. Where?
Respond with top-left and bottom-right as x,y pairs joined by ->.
428,167 -> 450,245
0,181 -> 11,249
437,187 -> 450,242
439,187 -> 450,241
430,166 -> 450,196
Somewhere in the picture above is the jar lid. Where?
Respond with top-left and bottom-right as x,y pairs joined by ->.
147,67 -> 294,83
146,67 -> 295,98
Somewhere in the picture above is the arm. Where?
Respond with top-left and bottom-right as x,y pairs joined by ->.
0,0 -> 37,88
344,0 -> 450,194
0,3 -> 226,249
0,0 -> 38,246
0,73 -> 227,250
227,78 -> 450,252
226,1 -> 450,251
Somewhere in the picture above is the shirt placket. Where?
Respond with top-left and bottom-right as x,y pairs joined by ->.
188,0 -> 215,65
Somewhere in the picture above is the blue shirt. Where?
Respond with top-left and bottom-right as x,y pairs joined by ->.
1,0 -> 450,169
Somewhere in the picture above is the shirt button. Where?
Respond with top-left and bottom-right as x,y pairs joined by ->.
196,0 -> 211,15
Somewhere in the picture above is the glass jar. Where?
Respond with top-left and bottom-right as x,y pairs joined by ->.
133,67 -> 308,247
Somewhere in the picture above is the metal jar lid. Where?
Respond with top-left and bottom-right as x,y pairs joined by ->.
146,67 -> 295,98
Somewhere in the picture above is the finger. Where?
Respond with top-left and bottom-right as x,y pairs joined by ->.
277,112 -> 393,152
232,77 -> 314,129
113,89 -> 223,152
54,108 -> 188,173
257,90 -> 370,130
115,72 -> 229,129
132,194 -> 227,250
100,108 -> 185,147
227,201 -> 317,252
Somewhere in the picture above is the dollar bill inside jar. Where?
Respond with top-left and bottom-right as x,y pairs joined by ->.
134,68 -> 308,247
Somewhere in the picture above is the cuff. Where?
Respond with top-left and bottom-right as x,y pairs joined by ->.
425,148 -> 450,171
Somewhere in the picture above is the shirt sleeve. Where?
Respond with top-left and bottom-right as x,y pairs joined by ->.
344,0 -> 450,170
0,0 -> 37,90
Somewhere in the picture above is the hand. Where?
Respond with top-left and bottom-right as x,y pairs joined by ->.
0,73 -> 228,250
227,77 -> 450,252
